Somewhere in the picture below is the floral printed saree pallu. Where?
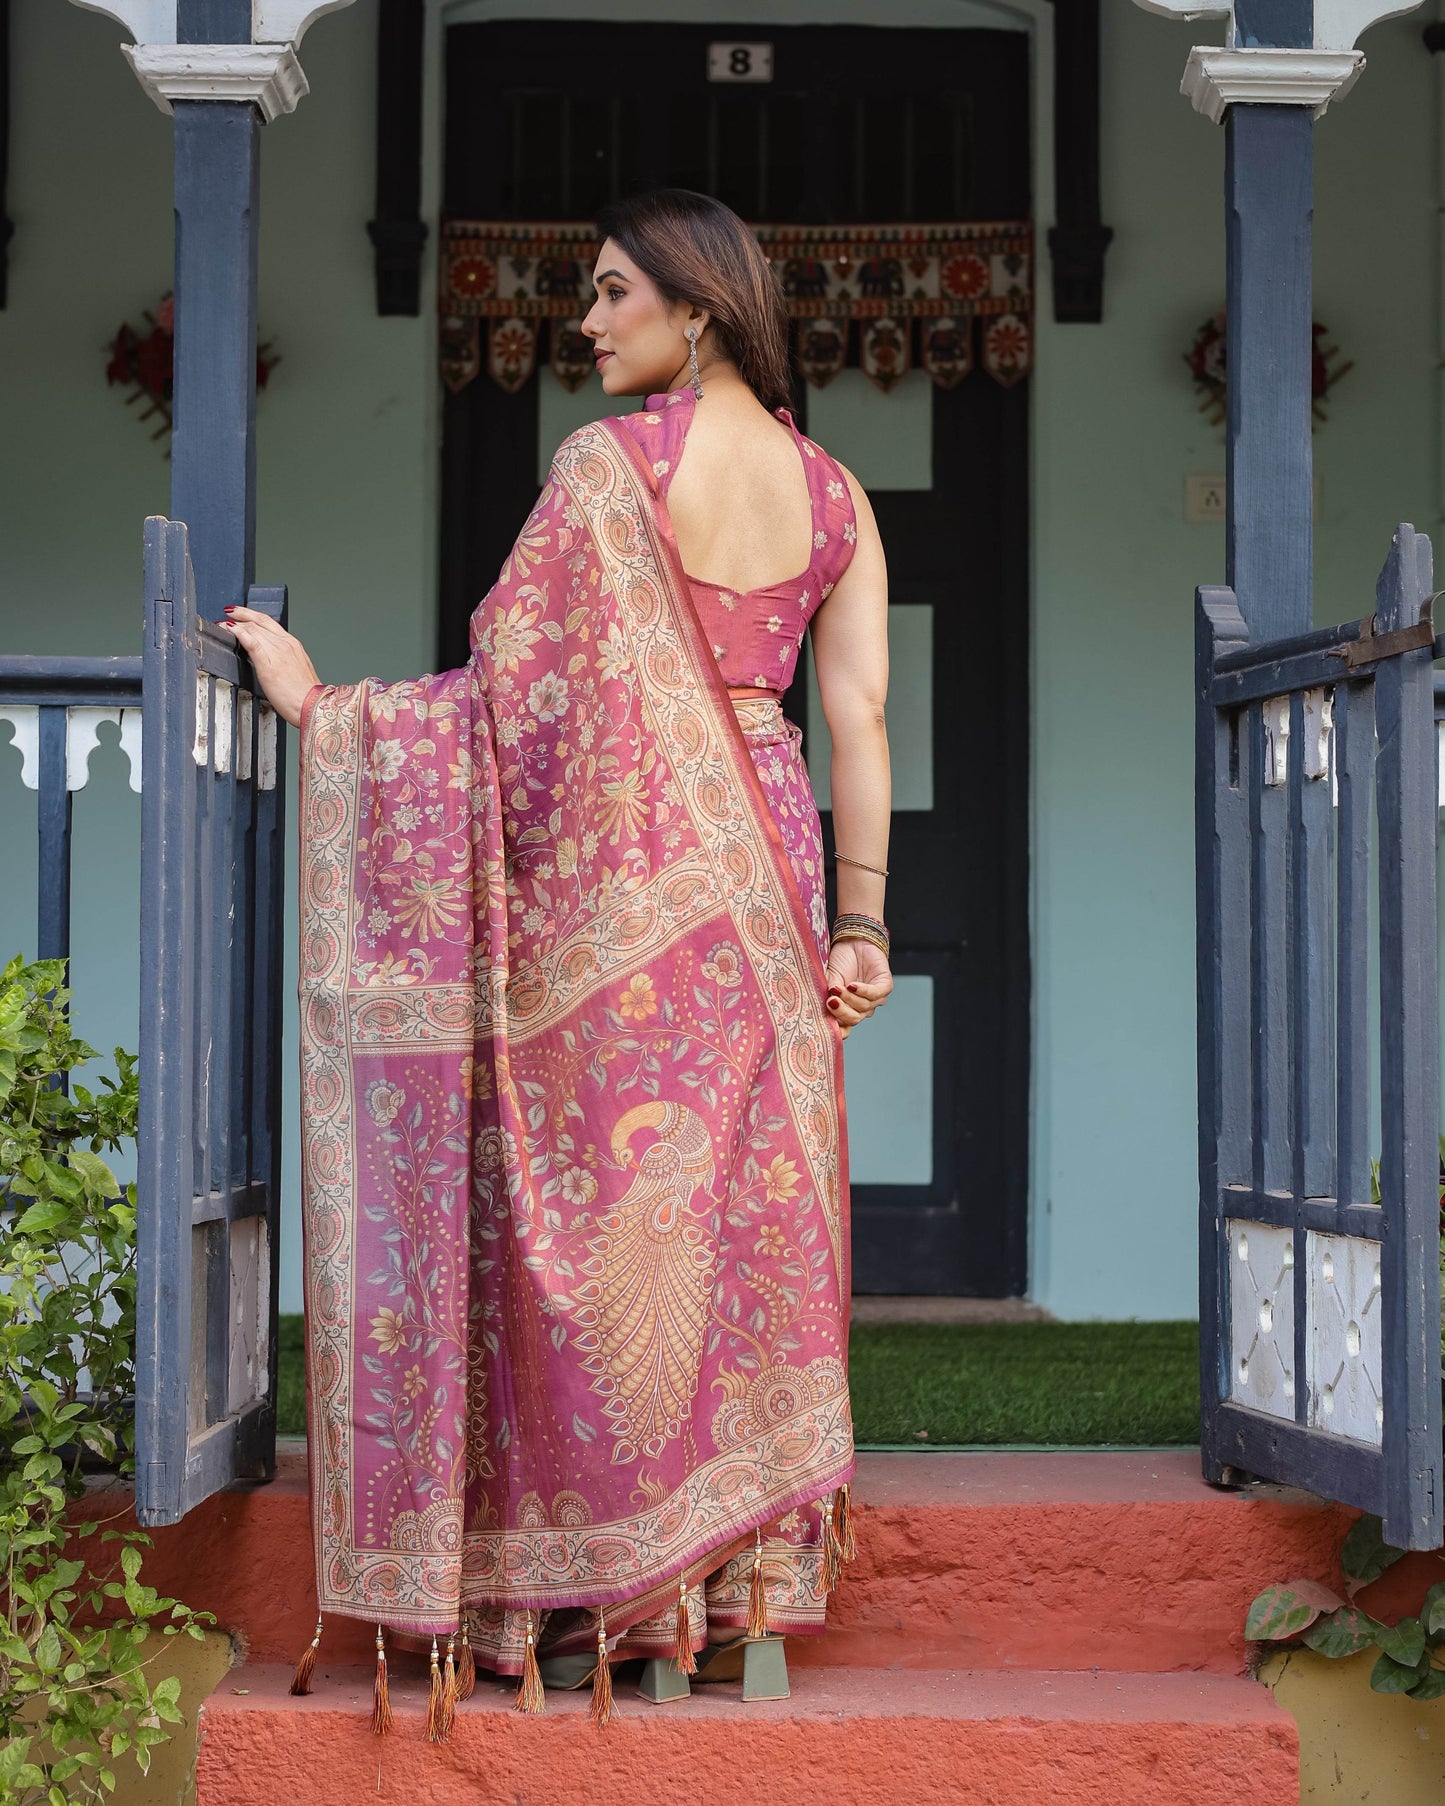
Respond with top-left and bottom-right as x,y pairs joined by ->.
298,401 -> 856,1688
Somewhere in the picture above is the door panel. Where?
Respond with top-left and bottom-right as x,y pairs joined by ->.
442,19 -> 1030,1295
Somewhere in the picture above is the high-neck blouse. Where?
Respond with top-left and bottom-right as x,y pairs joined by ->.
618,388 -> 858,695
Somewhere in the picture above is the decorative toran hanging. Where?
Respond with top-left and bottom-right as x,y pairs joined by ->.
439,220 -> 1033,397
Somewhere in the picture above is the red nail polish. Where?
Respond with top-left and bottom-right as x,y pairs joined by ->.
827,997 -> 839,1009
846,983 -> 861,993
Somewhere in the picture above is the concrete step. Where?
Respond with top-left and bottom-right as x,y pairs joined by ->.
118,1447 -> 1353,1675
196,1661 -> 1299,1806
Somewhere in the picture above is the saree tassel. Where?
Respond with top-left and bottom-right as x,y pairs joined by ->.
820,1496 -> 844,1596
515,1612 -> 546,1715
746,1529 -> 769,1640
837,1482 -> 857,1566
440,1635 -> 459,1738
425,1635 -> 448,1743
589,1612 -> 614,1728
371,1626 -> 393,1737
673,1578 -> 697,1675
289,1615 -> 323,1696
456,1622 -> 476,1702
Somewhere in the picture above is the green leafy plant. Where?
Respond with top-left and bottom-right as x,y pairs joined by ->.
1247,1514 -> 1445,1701
0,955 -> 210,1804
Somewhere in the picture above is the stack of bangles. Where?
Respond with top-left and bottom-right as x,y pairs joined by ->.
829,912 -> 890,958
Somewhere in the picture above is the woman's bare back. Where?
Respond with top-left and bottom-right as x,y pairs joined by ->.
663,395 -> 814,594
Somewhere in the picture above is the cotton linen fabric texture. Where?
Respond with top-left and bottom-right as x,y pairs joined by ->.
298,390 -> 856,1673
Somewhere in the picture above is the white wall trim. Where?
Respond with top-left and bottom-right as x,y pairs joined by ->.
68,1 -> 176,42
68,0 -> 358,48
252,1 -> 357,45
1134,0 -> 1422,51
1181,45 -> 1366,121
121,42 -> 310,121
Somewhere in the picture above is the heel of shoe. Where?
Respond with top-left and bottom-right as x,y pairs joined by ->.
638,1656 -> 692,1704
741,1635 -> 789,1702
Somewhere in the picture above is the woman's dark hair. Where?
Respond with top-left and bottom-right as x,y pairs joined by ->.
595,189 -> 793,414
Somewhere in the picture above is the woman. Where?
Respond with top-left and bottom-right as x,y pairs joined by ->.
223,189 -> 893,1730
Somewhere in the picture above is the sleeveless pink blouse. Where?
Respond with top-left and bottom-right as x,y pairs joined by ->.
622,387 -> 858,695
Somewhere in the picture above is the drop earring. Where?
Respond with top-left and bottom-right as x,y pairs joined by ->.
686,326 -> 704,400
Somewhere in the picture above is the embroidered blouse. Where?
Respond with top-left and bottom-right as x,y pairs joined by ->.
618,387 -> 858,694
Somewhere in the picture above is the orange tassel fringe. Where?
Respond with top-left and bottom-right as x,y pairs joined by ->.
425,1636 -> 449,1743
290,1616 -> 323,1696
674,1578 -> 697,1675
746,1529 -> 769,1640
440,1636 -> 458,1738
456,1623 -> 476,1702
516,1612 -> 546,1715
821,1498 -> 844,1596
837,1483 -> 857,1566
589,1614 -> 614,1728
371,1626 -> 393,1737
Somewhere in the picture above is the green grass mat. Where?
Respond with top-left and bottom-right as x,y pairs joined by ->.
275,1316 -> 1200,1448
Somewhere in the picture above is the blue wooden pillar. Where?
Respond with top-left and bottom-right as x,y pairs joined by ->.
170,0 -> 261,619
1223,2 -> 1315,643
1224,103 -> 1313,641
1137,2 -> 1394,639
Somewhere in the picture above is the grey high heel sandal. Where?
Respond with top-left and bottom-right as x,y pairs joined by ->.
535,1652 -> 598,1689
638,1656 -> 692,1703
692,1634 -> 790,1701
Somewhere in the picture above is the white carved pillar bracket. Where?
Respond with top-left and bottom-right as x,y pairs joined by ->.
66,1 -> 358,117
1133,0 -> 1425,120
1181,46 -> 1365,120
123,43 -> 310,122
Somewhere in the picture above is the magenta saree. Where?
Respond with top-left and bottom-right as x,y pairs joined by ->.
298,398 -> 854,1677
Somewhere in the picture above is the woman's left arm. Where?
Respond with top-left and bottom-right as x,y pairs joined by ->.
807,467 -> 893,1037
217,607 -> 323,728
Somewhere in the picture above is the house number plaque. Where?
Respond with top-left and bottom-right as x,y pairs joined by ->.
707,43 -> 773,82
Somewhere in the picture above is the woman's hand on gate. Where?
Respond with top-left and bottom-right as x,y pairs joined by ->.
824,938 -> 894,1039
216,606 -> 322,729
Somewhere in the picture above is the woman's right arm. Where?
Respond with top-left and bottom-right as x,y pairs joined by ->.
807,467 -> 893,1034
217,606 -> 322,728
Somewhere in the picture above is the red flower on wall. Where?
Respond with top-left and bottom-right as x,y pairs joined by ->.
1186,308 -> 1352,428
106,292 -> 280,452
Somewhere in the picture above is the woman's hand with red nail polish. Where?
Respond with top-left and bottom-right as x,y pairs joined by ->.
216,606 -> 322,728
823,941 -> 894,1040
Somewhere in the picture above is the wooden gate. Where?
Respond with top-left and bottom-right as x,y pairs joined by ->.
134,517 -> 288,1527
1196,522 -> 1442,1550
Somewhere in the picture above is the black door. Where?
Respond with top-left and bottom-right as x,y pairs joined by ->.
441,21 -> 1030,1297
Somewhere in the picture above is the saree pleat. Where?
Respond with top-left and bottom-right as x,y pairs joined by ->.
299,404 -> 854,1665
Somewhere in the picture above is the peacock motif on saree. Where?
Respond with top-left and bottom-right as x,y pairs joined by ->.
571,1099 -> 719,1464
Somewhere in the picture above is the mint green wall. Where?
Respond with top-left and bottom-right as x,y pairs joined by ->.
0,0 -> 1436,1320
1031,5 -> 1436,1320
0,0 -> 435,1295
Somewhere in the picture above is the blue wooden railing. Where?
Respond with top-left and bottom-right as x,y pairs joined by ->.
0,561 -> 287,1525
0,656 -> 143,966
1197,523 -> 1443,1550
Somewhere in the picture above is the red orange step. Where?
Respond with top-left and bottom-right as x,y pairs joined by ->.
110,1447 -> 1352,1676
196,1661 -> 1299,1806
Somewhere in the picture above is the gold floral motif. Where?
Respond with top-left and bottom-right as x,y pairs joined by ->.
711,1358 -> 847,1452
391,1495 -> 465,1553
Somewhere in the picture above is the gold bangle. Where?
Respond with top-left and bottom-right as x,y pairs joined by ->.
833,852 -> 889,878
